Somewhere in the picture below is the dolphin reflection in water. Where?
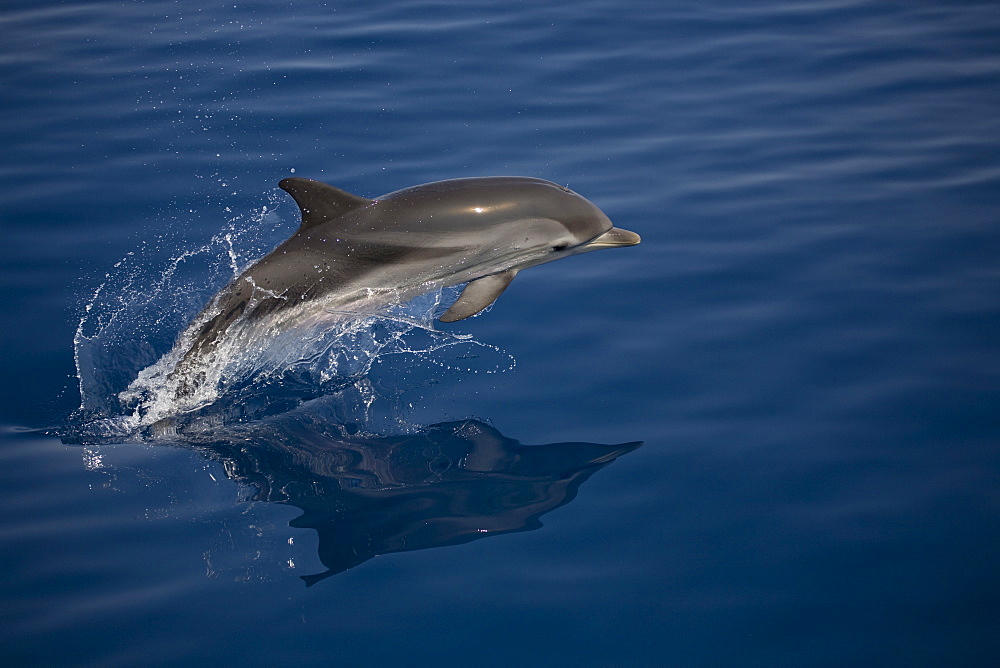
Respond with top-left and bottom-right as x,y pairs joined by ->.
175,409 -> 641,585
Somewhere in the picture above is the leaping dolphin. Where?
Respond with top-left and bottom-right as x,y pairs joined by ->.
183,176 -> 639,362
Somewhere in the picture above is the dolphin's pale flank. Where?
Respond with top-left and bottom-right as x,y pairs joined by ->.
185,176 -> 640,360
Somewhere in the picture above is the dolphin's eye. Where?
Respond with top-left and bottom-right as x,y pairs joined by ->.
551,243 -> 570,252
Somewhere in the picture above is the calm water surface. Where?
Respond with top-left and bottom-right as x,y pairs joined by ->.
2,1 -> 999,666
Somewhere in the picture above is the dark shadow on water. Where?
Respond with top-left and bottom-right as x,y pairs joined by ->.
66,403 -> 641,586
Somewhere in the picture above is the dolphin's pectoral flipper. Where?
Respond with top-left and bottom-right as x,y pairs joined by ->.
279,178 -> 373,229
439,269 -> 518,322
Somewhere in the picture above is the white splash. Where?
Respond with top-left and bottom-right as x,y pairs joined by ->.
70,197 -> 514,439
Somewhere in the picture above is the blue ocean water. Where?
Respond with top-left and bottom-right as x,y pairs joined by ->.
2,1 -> 999,665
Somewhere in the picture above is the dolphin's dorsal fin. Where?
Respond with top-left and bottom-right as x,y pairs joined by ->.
439,269 -> 518,322
279,177 -> 372,230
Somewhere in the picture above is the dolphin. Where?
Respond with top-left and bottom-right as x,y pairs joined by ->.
182,176 -> 640,361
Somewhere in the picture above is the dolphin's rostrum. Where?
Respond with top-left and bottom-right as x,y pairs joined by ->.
186,176 -> 640,361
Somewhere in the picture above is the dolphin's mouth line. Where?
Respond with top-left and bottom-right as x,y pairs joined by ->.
582,227 -> 642,250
